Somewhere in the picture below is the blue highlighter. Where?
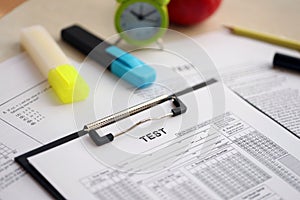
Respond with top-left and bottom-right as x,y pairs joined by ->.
61,25 -> 156,88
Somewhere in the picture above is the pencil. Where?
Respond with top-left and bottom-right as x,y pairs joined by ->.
225,25 -> 300,51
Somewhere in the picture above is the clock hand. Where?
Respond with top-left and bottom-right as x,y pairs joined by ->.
142,9 -> 157,18
130,9 -> 157,21
130,10 -> 142,19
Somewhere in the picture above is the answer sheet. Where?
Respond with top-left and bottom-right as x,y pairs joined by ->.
195,30 -> 300,138
29,83 -> 300,200
0,55 -> 55,199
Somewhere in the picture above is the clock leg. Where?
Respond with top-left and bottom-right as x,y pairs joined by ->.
113,37 -> 123,46
156,38 -> 164,50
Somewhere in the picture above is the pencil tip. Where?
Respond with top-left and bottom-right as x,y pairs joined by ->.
223,25 -> 233,31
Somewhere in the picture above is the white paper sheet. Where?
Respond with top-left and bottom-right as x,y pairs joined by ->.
0,54 -> 53,199
0,46 -> 205,199
196,30 -> 300,138
28,84 -> 300,200
1,28 -> 300,199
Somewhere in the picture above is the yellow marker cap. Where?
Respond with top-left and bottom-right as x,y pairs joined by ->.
48,64 -> 90,103
20,25 -> 90,103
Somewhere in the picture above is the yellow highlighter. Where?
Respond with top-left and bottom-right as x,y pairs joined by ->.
20,25 -> 90,104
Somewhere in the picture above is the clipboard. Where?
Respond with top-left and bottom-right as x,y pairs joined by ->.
15,78 -> 217,200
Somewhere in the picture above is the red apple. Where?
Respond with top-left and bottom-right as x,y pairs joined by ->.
167,0 -> 222,26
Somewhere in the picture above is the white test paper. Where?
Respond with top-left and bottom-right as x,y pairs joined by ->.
29,84 -> 300,200
195,30 -> 300,137
0,120 -> 50,199
1,29 -> 300,199
0,54 -> 56,199
130,30 -> 300,139
0,49 -> 204,198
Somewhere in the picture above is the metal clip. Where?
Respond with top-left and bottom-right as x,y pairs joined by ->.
88,95 -> 187,146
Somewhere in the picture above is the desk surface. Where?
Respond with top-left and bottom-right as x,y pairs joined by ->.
0,0 -> 299,62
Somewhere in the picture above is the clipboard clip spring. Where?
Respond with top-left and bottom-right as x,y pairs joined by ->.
86,95 -> 187,146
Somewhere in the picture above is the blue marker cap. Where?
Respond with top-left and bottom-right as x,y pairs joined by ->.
106,46 -> 156,88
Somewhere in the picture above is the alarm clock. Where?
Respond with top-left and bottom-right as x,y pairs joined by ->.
114,0 -> 170,46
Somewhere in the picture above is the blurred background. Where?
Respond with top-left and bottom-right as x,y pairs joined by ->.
0,0 -> 299,61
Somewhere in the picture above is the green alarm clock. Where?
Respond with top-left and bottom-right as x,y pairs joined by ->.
114,0 -> 170,46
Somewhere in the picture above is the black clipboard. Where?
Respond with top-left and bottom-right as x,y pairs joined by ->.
15,132 -> 79,200
15,79 -> 217,200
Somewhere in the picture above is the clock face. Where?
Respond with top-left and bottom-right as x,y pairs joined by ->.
120,2 -> 162,41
